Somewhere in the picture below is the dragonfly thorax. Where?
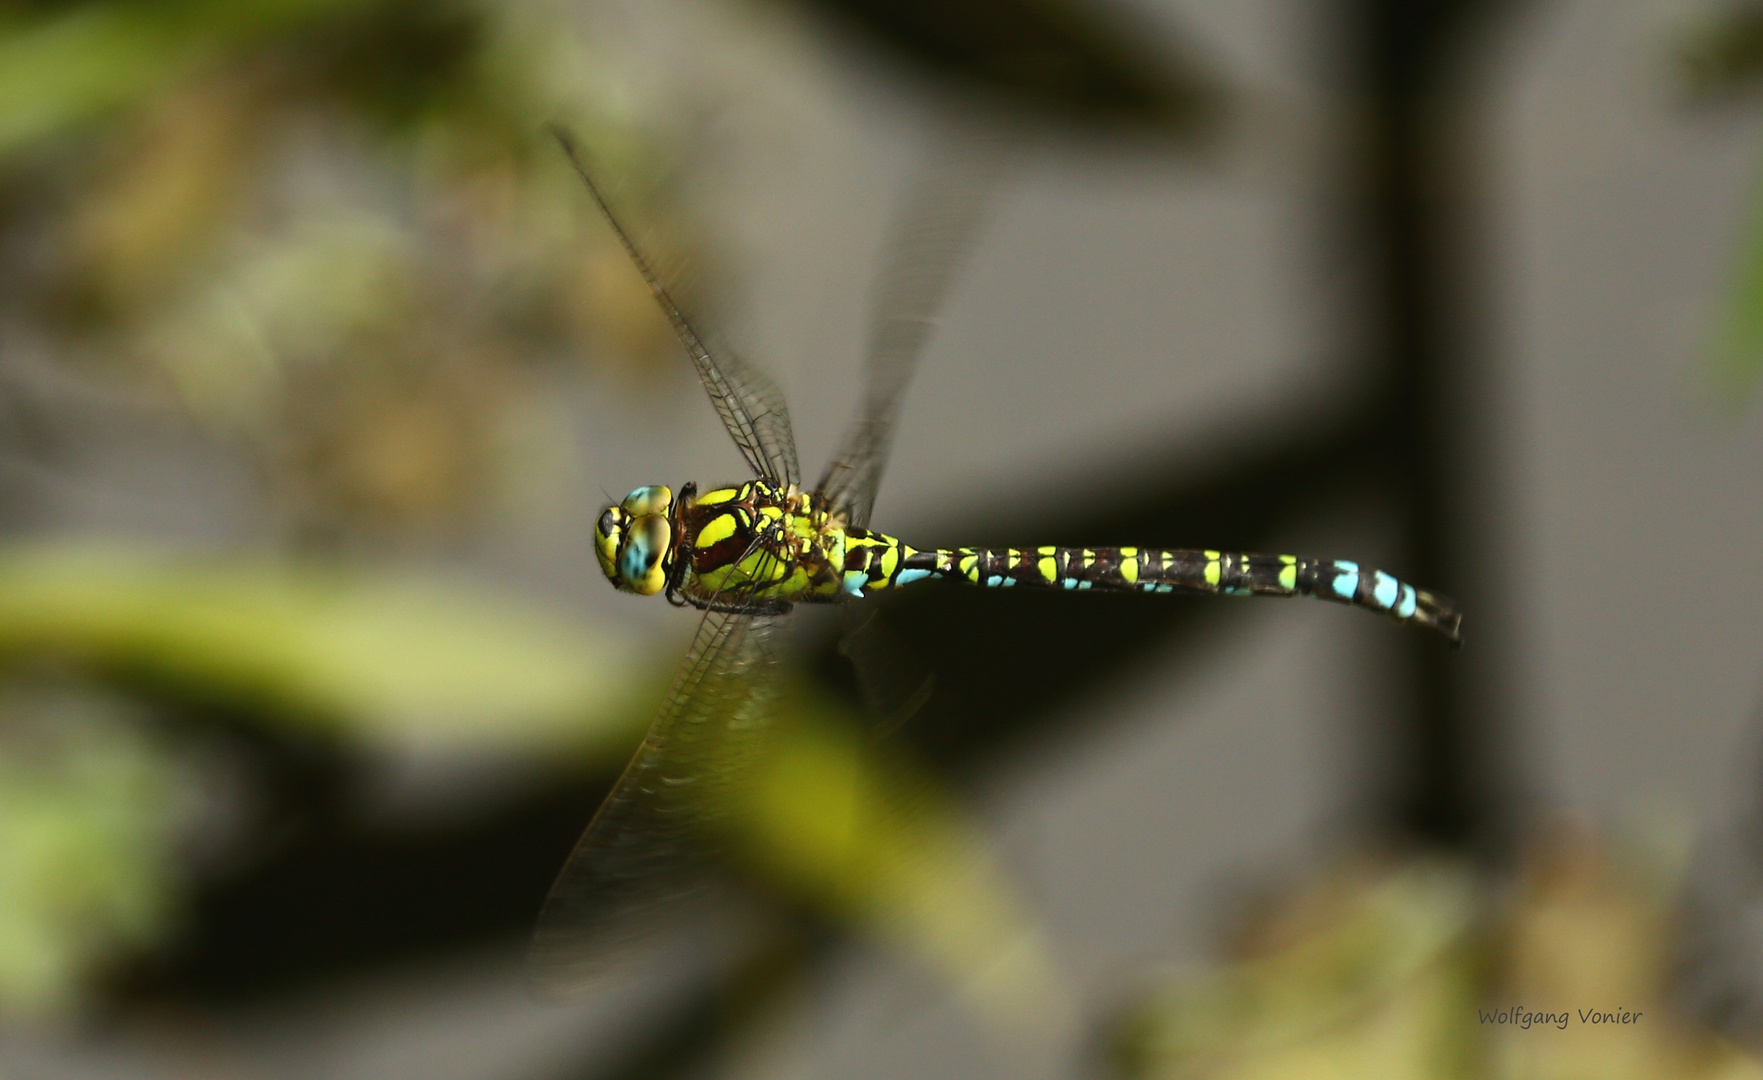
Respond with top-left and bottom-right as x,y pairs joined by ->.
594,485 -> 676,595
670,479 -> 846,607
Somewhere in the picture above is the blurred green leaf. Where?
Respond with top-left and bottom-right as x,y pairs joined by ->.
0,540 -> 654,752
0,0 -> 392,155
0,686 -> 183,1021
731,684 -> 1073,1045
1712,164 -> 1763,403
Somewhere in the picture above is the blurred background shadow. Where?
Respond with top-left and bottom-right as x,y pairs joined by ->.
2,1 -> 1763,1078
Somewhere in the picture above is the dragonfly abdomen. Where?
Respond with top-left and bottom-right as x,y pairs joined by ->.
843,534 -> 1460,644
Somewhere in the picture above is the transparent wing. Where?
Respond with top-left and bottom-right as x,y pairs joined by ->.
815,140 -> 1009,528
528,602 -> 788,996
837,603 -> 938,738
553,126 -> 800,486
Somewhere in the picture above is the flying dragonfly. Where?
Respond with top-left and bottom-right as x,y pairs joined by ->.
529,128 -> 1462,994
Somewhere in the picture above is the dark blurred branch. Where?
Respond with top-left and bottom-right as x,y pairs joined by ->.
1350,0 -> 1525,852
785,0 -> 1226,140
1682,3 -> 1763,104
123,712 -> 610,999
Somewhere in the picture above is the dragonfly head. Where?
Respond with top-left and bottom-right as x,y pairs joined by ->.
594,485 -> 675,596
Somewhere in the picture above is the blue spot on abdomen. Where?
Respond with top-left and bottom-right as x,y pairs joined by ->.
1396,583 -> 1417,619
1331,561 -> 1360,600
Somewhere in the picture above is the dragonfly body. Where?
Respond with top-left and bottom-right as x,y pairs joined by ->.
596,478 -> 1462,640
532,130 -> 1463,994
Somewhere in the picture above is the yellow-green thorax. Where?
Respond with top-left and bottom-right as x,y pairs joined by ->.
675,480 -> 851,605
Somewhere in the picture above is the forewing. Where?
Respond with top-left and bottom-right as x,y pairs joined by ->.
553,127 -> 800,486
700,349 -> 800,489
527,603 -> 788,996
816,140 -> 1008,528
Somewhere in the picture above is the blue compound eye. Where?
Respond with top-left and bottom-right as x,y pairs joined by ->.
620,485 -> 673,518
617,515 -> 672,596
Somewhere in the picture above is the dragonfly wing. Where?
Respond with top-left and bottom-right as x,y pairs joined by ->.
816,139 -> 1009,528
701,349 -> 800,489
837,602 -> 939,738
527,604 -> 788,997
553,126 -> 800,487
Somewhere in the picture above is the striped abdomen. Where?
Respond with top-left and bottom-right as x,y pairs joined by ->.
840,534 -> 1461,644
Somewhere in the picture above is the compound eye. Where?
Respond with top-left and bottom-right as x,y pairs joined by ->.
593,506 -> 626,583
620,485 -> 674,518
618,515 -> 673,596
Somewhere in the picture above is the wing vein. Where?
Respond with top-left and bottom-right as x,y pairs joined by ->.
552,126 -> 799,485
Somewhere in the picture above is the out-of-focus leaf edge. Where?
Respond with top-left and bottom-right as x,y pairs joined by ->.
0,539 -> 654,753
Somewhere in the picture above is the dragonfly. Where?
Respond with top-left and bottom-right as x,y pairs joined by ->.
529,129 -> 1463,994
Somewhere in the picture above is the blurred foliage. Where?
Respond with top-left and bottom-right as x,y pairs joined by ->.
0,0 -> 1082,1040
0,0 -> 733,1026
734,683 -> 1070,1042
0,541 -> 1053,1032
1110,822 -> 1763,1080
0,682 -> 186,1022
0,538 -> 656,1020
0,0 -> 698,543
0,539 -> 652,750
1112,861 -> 1480,1080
